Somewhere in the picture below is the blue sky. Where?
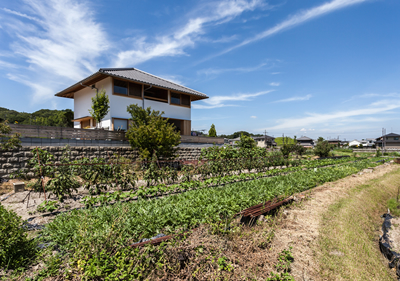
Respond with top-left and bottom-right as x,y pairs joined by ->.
0,0 -> 400,140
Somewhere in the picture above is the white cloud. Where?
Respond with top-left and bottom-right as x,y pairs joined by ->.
271,72 -> 281,75
343,92 -> 400,103
3,0 -> 109,102
269,82 -> 280,86
251,115 -> 257,118
300,128 -> 315,132
272,94 -> 312,103
210,0 -> 367,59
193,90 -> 273,109
114,0 -> 264,67
198,61 -> 270,76
264,98 -> 400,131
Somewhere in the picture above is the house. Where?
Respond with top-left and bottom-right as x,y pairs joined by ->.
327,138 -> 341,146
296,136 -> 314,148
375,133 -> 400,149
349,139 -> 361,147
55,68 -> 209,135
252,135 -> 277,148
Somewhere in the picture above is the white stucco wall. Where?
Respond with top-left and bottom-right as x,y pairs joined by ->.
73,77 -> 191,129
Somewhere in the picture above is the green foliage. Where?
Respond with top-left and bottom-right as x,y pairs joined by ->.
236,133 -> 256,149
37,200 -> 60,213
0,107 -> 73,127
217,256 -> 233,271
0,205 -> 37,270
388,198 -> 400,217
376,148 -> 382,157
126,104 -> 180,160
208,124 -> 217,137
0,120 -> 21,150
89,88 -> 110,127
314,140 -> 334,157
267,247 -> 294,281
280,144 -> 293,159
275,137 -> 296,146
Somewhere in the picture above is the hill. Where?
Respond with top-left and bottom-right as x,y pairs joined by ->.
274,136 -> 296,146
0,107 -> 74,127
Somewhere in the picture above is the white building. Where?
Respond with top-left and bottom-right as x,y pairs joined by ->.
55,68 -> 209,135
349,140 -> 362,147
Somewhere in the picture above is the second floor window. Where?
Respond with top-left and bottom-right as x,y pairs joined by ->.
114,79 -> 142,98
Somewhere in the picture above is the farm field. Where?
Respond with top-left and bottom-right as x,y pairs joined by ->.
0,154 -> 395,280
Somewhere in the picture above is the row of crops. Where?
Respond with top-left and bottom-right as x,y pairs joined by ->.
42,157 -> 385,261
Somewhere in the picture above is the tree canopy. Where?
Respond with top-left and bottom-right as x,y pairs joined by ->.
208,124 -> 217,137
89,88 -> 110,128
0,107 -> 73,127
126,104 -> 181,160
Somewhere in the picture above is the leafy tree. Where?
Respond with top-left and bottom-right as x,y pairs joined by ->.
126,104 -> 180,160
89,88 -> 110,128
0,121 -> 21,150
280,143 -> 293,159
314,140 -> 333,157
236,133 -> 256,149
208,124 -> 217,137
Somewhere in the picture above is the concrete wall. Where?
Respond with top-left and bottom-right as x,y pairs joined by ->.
0,146 -> 203,179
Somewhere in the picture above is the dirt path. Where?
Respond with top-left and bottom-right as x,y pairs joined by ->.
270,162 -> 400,281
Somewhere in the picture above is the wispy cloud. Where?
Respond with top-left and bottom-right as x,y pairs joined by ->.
197,61 -> 270,76
193,90 -> 273,109
3,0 -> 109,101
342,92 -> 400,103
272,94 -> 312,103
269,82 -> 280,86
207,0 -> 367,60
114,0 -> 265,67
264,98 -> 400,131
251,115 -> 257,118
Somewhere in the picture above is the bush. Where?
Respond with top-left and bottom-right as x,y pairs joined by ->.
236,134 -> 256,149
314,140 -> 333,157
0,205 -> 36,269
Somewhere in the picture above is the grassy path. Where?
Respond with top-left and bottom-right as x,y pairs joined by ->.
317,165 -> 400,280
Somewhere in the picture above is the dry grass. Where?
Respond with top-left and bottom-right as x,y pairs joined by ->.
317,167 -> 400,280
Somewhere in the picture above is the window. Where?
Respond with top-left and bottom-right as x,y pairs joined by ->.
144,87 -> 168,102
114,79 -> 128,95
170,92 -> 191,107
114,79 -> 142,98
170,92 -> 181,105
113,119 -> 128,131
395,137 -> 399,140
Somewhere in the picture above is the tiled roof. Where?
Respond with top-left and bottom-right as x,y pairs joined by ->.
55,68 -> 208,100
99,68 -> 207,99
297,136 -> 313,141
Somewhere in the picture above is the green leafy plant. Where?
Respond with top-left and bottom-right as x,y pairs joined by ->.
89,88 -> 110,128
0,205 -> 37,270
314,138 -> 334,157
0,120 -> 21,150
208,123 -> 217,137
126,104 -> 180,160
217,256 -> 233,271
37,200 -> 60,213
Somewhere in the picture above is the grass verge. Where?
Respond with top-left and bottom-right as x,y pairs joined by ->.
318,166 -> 400,280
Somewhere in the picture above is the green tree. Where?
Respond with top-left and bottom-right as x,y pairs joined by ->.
89,88 -> 110,128
208,124 -> 217,137
0,121 -> 21,150
126,104 -> 181,160
236,133 -> 256,149
314,139 -> 333,157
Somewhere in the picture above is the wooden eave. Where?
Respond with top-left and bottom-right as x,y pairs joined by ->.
55,73 -> 108,99
71,116 -> 94,122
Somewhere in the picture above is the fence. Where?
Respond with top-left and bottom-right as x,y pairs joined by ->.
8,124 -> 224,144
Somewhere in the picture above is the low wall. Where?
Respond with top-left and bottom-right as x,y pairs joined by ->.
0,146 -> 204,179
353,148 -> 400,152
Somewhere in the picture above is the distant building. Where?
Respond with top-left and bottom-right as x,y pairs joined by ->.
296,136 -> 314,148
375,133 -> 400,149
327,138 -> 341,145
252,135 -> 277,148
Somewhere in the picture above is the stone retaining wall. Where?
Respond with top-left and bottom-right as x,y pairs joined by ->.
0,146 -> 203,179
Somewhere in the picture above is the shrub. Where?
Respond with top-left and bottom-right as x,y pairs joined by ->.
126,104 -> 180,160
236,134 -> 256,149
0,205 -> 36,269
208,124 -> 217,137
89,88 -> 110,128
314,140 -> 333,157
0,120 -> 21,150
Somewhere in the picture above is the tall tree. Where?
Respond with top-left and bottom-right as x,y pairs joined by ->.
208,124 -> 217,137
89,88 -> 110,128
126,104 -> 180,160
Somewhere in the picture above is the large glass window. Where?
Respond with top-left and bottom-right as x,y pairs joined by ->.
144,87 -> 168,102
114,119 -> 128,131
114,79 -> 128,95
170,92 -> 181,105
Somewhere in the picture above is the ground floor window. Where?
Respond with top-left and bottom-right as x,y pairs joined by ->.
113,118 -> 128,131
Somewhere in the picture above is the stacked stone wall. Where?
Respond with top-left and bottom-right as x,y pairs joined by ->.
0,146 -> 203,179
